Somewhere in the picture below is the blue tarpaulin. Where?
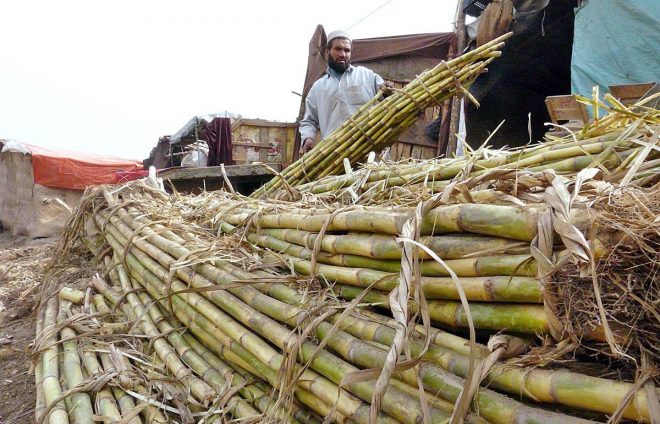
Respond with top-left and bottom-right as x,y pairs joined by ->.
571,0 -> 660,98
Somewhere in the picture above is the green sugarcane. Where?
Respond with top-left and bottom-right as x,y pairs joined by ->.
34,304 -> 48,424
58,287 -> 85,304
92,343 -> 154,424
309,61 -> 493,184
135,267 -> 397,424
218,202 -> 543,240
334,285 -> 547,334
99,222 -> 447,424
260,228 -> 528,260
234,229 -> 536,277
325,311 -> 657,423
144,284 -> 322,424
164,238 -> 599,424
59,324 -> 94,424
102,208 -> 604,424
79,340 -> 124,423
314,57 -> 491,173
279,254 -> 541,302
528,147 -> 639,173
133,286 -> 264,421
92,294 -> 112,316
296,129 -> 627,197
97,209 -> 447,424
40,297 -> 69,424
252,37 -> 509,197
220,260 -> 654,423
98,228 -> 400,424
57,345 -> 74,417
180,332 -> 322,424
109,256 -> 217,406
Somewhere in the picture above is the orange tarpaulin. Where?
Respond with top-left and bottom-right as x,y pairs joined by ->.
24,143 -> 143,190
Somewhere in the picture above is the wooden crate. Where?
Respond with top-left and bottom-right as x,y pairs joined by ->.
545,95 -> 589,125
232,119 -> 297,166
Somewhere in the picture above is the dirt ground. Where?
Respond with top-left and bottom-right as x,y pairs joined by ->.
0,232 -> 57,424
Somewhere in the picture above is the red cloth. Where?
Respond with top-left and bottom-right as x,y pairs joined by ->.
24,143 -> 143,190
202,117 -> 233,166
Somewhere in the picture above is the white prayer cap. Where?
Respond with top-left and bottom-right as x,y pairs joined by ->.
326,30 -> 351,45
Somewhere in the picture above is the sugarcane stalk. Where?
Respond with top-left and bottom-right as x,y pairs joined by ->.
294,124 -> 627,197
58,309 -> 95,424
298,127 -> 632,199
278,254 -> 541,302
133,285 -> 265,421
220,248 -> 649,422
181,247 -> 599,424
198,265 -> 592,424
100,228 -> 400,424
71,162 -> 660,424
34,303 -> 48,424
326,308 -> 657,423
181,332 -> 322,424
234,228 -> 536,277
259,228 -> 529,260
140,270 -> 397,424
92,293 -> 112,316
334,285 -> 547,334
223,259 -> 654,423
79,341 -> 124,423
309,61 -> 492,184
126,248 -> 438,422
145,290 -> 321,424
529,147 -> 638,173
93,329 -> 166,424
59,287 -> 85,304
40,297 -> 70,424
217,202 -> 543,240
110,258 -> 217,406
58,343 -> 74,416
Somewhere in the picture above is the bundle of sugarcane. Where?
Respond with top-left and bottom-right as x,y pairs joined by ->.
198,194 -> 598,338
49,182 -> 658,423
33,288 -> 162,424
35,281 -> 321,423
250,33 -> 513,199
285,105 -> 660,204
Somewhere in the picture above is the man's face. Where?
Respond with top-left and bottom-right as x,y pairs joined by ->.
327,38 -> 351,72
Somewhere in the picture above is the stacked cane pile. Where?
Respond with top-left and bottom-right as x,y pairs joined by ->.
33,69 -> 659,424
34,168 -> 658,423
278,97 -> 660,204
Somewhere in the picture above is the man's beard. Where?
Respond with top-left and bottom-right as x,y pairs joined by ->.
328,56 -> 350,73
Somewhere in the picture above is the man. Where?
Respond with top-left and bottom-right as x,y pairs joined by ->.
299,30 -> 386,154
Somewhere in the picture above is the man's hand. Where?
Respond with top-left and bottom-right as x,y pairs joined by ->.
300,137 -> 316,155
381,80 -> 394,97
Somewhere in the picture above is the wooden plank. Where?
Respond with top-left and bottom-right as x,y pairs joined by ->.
608,82 -> 657,105
545,95 -> 589,124
232,142 -> 271,148
259,128 -> 269,161
391,143 -> 403,161
239,119 -> 297,128
397,138 -> 437,148
159,164 -> 282,181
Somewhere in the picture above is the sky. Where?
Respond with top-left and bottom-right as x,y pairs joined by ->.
0,0 -> 458,159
